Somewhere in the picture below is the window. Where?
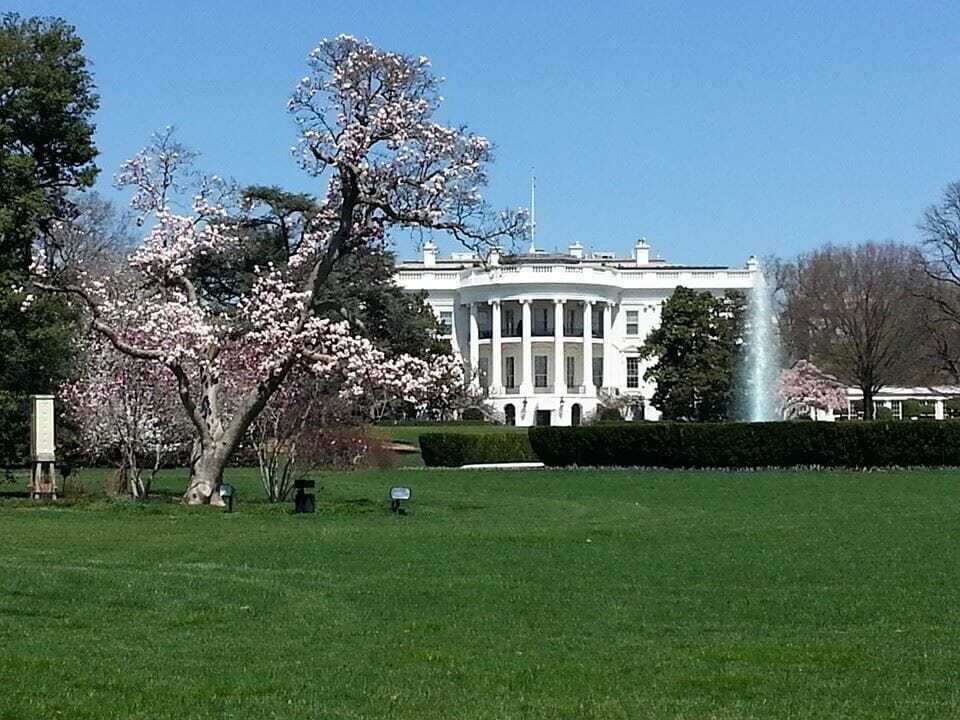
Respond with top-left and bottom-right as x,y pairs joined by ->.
626,357 -> 640,389
505,356 -> 516,389
565,355 -> 576,387
534,355 -> 548,388
477,357 -> 490,386
439,310 -> 453,336
503,308 -> 517,335
538,308 -> 549,333
592,356 -> 603,388
626,310 -> 639,336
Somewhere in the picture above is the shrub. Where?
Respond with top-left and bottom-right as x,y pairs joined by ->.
419,433 -> 537,467
528,421 -> 960,469
460,406 -> 486,422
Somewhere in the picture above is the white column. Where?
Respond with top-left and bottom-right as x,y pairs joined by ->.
468,303 -> 480,389
935,398 -> 945,420
490,300 -> 502,395
601,302 -> 614,392
583,300 -> 595,395
520,299 -> 533,394
553,299 -> 566,394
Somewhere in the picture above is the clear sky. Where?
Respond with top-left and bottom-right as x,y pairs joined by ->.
14,1 -> 960,266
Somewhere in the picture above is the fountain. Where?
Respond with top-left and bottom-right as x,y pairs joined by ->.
742,258 -> 782,422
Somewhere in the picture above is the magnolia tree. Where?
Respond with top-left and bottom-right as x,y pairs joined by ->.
32,36 -> 523,504
777,360 -> 847,419
62,334 -> 190,497
249,337 -> 465,501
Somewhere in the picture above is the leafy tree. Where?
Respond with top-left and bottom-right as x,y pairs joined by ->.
0,13 -> 99,271
0,13 -> 98,466
235,186 -> 446,358
640,287 -> 745,421
35,36 -> 522,504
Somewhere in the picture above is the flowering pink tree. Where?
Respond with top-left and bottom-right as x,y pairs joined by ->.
778,360 -> 847,419
62,334 -> 190,497
34,36 -> 523,504
249,334 -> 464,501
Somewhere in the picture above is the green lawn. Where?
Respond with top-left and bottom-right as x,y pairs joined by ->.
378,422 -> 527,446
2,467 -> 959,719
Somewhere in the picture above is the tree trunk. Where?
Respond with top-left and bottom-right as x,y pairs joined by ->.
183,447 -> 227,506
862,387 -> 875,421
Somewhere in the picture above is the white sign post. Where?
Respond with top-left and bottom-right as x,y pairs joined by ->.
30,395 -> 57,499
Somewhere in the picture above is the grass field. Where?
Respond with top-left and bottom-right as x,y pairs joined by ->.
376,423 -> 526,445
2,467 -> 959,719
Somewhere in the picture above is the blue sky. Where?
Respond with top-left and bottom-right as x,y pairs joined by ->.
15,1 -> 960,266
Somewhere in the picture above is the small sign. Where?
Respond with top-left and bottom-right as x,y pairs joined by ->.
30,395 -> 55,462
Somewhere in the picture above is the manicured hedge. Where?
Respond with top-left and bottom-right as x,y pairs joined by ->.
528,421 -> 960,469
419,433 -> 537,467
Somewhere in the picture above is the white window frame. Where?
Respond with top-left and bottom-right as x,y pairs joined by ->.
626,310 -> 639,336
534,355 -> 548,388
439,310 -> 453,336
626,357 -> 640,389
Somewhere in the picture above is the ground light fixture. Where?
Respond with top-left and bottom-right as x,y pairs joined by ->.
294,479 -> 316,513
390,486 -> 411,515
219,483 -> 235,513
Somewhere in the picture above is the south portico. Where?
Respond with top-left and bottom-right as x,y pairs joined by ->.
461,292 -> 621,426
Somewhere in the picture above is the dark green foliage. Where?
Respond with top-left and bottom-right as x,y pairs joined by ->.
595,406 -> 624,423
529,420 -> 960,468
419,432 -> 536,466
0,13 -> 98,466
460,406 -> 485,422
901,399 -> 935,419
640,287 -> 745,421
0,13 -> 99,272
207,185 -> 446,359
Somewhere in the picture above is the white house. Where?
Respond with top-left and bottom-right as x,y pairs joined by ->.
395,238 -> 758,426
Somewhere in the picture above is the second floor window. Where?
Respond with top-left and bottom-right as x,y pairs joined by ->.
534,355 -> 548,388
626,357 -> 640,389
626,310 -> 639,336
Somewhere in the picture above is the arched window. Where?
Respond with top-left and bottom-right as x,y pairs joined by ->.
504,404 -> 516,426
571,403 -> 582,426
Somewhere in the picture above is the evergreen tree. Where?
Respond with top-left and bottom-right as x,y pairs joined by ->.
640,287 -> 745,421
0,14 -> 98,465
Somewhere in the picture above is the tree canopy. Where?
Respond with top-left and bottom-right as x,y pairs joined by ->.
640,287 -> 745,422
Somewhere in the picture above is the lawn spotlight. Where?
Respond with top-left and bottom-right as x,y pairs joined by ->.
218,483 -> 235,513
294,479 -> 316,514
389,486 -> 411,515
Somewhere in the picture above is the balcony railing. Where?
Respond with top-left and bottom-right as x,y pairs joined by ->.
563,324 -> 583,337
532,325 -> 554,337
534,385 -> 551,394
503,386 -> 520,395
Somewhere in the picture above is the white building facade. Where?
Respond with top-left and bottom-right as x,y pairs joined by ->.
395,239 -> 758,426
